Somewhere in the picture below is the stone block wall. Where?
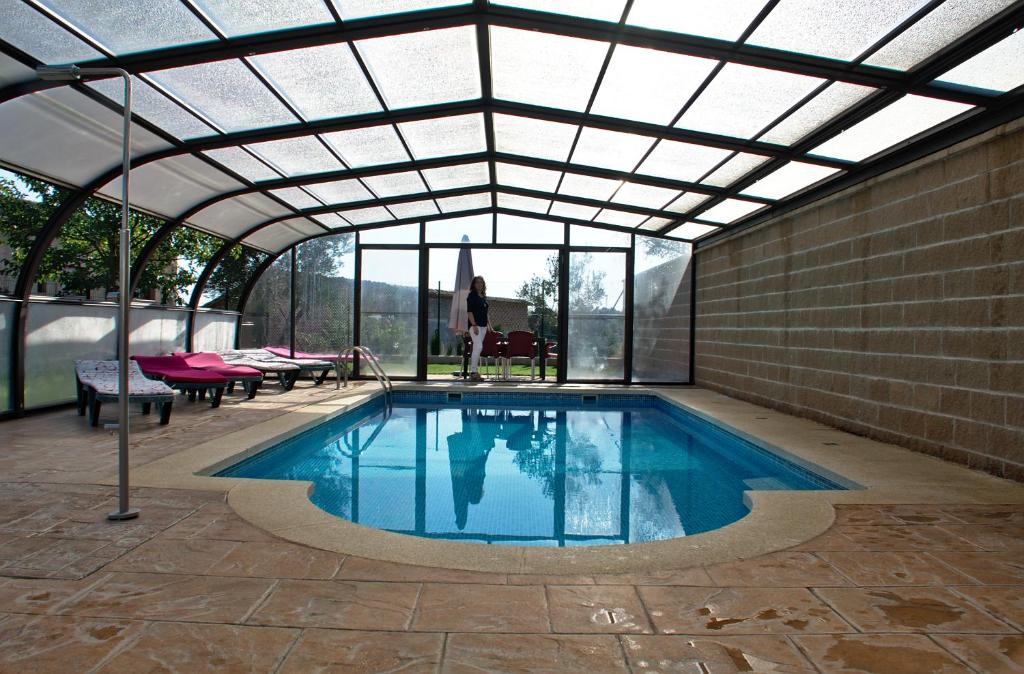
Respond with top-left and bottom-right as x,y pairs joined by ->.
695,119 -> 1024,480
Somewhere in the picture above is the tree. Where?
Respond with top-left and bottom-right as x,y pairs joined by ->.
516,254 -> 559,339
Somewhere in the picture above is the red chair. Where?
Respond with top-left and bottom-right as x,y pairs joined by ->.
131,354 -> 228,407
176,352 -> 263,399
506,331 -> 540,379
479,330 -> 505,379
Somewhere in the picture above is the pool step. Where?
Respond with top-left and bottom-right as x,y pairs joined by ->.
743,477 -> 790,490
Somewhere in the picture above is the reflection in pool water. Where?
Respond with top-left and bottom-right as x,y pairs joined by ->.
219,395 -> 845,546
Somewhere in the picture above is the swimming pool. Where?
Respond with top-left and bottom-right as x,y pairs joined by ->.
217,391 -> 849,546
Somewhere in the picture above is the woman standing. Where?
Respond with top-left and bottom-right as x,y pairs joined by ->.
467,275 -> 489,381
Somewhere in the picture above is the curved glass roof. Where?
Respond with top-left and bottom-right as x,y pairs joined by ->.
0,0 -> 1021,254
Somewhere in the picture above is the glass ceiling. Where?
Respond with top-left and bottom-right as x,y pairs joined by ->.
0,0 -> 1020,252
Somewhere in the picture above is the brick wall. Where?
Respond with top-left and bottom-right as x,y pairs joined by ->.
695,119 -> 1024,481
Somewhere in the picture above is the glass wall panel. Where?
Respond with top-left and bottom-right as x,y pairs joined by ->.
567,251 -> 626,380
295,234 -> 355,354
569,225 -> 631,248
360,249 -> 419,377
200,245 -> 268,309
632,235 -> 692,382
496,215 -> 564,244
240,253 -> 290,350
193,312 -> 238,352
25,301 -> 117,408
130,306 -> 188,356
0,299 -> 14,411
424,214 -> 492,243
359,223 -> 420,244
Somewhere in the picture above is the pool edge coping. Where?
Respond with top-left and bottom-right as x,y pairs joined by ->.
122,384 -> 1024,575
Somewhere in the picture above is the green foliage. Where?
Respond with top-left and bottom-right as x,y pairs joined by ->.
0,174 -> 226,303
516,254 -> 559,339
205,244 -> 268,310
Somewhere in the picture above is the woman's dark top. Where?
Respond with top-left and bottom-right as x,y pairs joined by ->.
467,290 -> 489,328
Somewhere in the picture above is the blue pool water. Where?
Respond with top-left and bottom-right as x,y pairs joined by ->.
218,392 -> 849,546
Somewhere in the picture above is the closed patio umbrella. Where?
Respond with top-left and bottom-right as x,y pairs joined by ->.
448,235 -> 475,335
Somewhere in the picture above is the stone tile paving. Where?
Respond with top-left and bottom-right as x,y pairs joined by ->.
0,390 -> 1022,672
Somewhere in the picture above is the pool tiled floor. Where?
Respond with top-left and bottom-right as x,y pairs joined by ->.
1,386 -> 1022,672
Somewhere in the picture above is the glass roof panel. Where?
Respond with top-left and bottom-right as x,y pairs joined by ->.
270,187 -> 322,209
665,222 -> 719,239
421,162 -> 490,191
865,0 -> 1016,71
332,0 -> 470,21
570,127 -> 656,171
497,192 -> 551,213
594,208 -> 647,227
496,163 -> 562,192
250,43 -> 381,121
0,0 -> 103,64
550,201 -> 600,220
699,198 -> 766,224
193,0 -> 334,36
749,0 -> 928,61
36,0 -> 216,54
558,173 -> 621,201
637,140 -> 732,182
306,178 -> 373,204
591,45 -> 718,125
388,199 -> 439,219
935,29 -> 1024,93
437,192 -> 491,212
570,225 -> 631,247
741,161 -> 840,200
398,113 -> 486,159
810,95 -> 973,161
246,137 -> 343,176
490,26 -> 609,112
340,205 -> 394,225
627,0 -> 770,41
637,216 -> 673,230
150,60 -> 297,132
676,63 -> 824,139
493,114 -> 579,162
362,170 -> 428,198
490,0 -> 626,22
760,82 -> 876,146
88,77 -> 214,140
666,192 -> 711,214
321,125 -> 409,168
496,214 -> 564,244
203,147 -> 280,182
611,182 -> 680,209
313,213 -> 347,227
356,26 -> 480,109
701,152 -> 772,188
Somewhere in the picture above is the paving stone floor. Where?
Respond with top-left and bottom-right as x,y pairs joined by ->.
0,385 -> 1021,673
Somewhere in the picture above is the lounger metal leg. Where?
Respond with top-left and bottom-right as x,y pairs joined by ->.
282,371 -> 298,391
76,381 -> 86,416
315,368 -> 329,385
187,389 -> 197,402
198,388 -> 207,401
226,381 -> 235,394
88,390 -> 100,427
141,402 -> 151,415
210,386 -> 224,408
246,381 -> 258,399
159,401 -> 172,425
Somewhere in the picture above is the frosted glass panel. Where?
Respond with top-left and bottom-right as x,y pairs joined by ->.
627,0 -> 769,41
677,63 -> 824,139
334,0 -> 469,20
0,301 -> 13,411
193,312 -> 238,352
421,162 -> 490,191
491,0 -> 626,22
194,0 -> 334,36
251,43 -> 382,121
592,46 -> 717,125
437,192 -> 491,213
307,179 -> 373,205
493,114 -> 578,162
88,77 -> 214,140
356,26 -> 481,109
666,192 -> 711,214
130,307 -> 187,356
497,192 -> 550,213
701,153 -> 772,188
559,173 -> 621,201
399,114 -> 487,159
741,161 -> 840,200
322,125 -> 410,168
0,0 -> 103,64
550,201 -> 600,220
247,137 -> 343,176
699,199 -> 765,224
341,206 -> 394,225
496,163 -> 562,192
594,209 -> 647,227
203,147 -> 280,181
638,140 -> 731,182
810,95 -> 973,161
270,187 -> 322,209
666,222 -> 718,239
491,27 -> 608,112
363,171 -> 428,198
25,302 -> 116,407
611,182 -> 680,209
760,82 -> 875,145
568,251 -> 626,380
151,60 -> 297,132
388,199 -> 439,219
570,127 -> 655,172
38,0 -> 215,54
936,29 -> 1024,93
632,235 -> 692,382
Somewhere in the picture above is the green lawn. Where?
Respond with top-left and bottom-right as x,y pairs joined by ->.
426,363 -> 541,376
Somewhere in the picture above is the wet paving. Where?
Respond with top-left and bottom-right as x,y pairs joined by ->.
0,387 -> 1022,672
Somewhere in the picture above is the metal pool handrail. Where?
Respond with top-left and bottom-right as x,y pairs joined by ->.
337,346 -> 393,402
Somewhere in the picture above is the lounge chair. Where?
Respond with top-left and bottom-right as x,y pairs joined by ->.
221,349 -> 332,390
131,355 -> 228,407
176,352 -> 263,399
264,346 -> 356,384
75,360 -> 175,426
